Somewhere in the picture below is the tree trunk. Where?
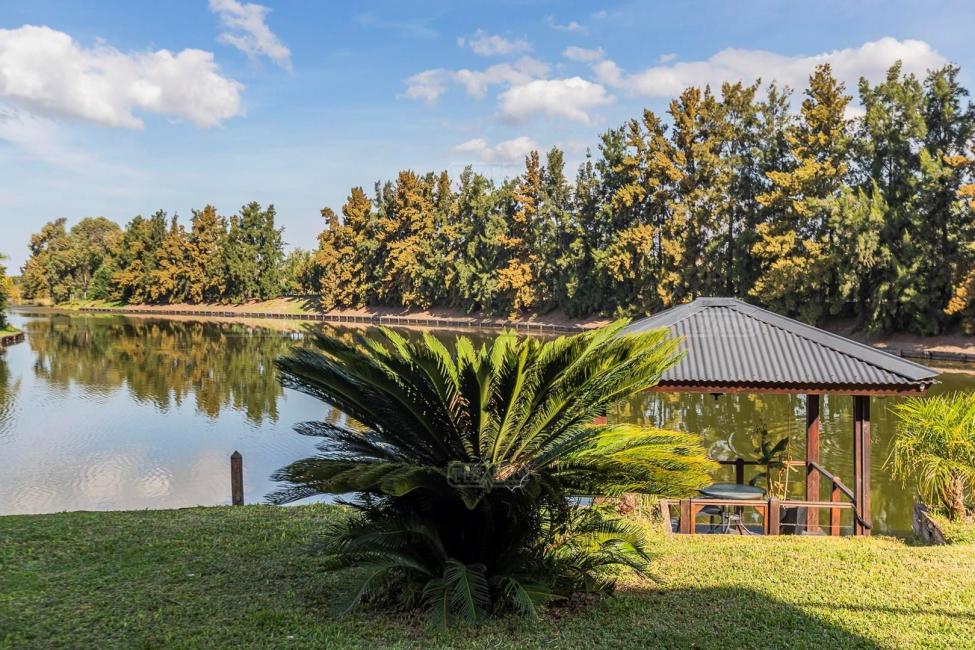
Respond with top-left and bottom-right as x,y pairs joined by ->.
947,474 -> 967,520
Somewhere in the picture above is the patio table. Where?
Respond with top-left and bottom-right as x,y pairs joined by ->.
699,483 -> 766,534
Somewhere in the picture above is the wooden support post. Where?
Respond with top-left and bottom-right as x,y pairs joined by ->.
830,482 -> 842,536
230,450 -> 244,506
658,498 -> 673,534
679,499 -> 692,534
768,498 -> 780,535
853,396 -> 871,536
805,394 -> 821,533
734,458 -> 745,485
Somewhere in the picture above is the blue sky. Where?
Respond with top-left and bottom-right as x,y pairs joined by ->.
2,0 -> 974,270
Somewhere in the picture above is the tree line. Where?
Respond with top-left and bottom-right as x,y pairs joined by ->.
20,203 -> 293,306
0,255 -> 10,330
18,62 -> 975,334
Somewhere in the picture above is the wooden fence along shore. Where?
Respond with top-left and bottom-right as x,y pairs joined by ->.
882,347 -> 975,363
70,306 -> 975,364
76,307 -> 587,334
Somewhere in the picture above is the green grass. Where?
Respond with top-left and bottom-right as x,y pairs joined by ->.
0,325 -> 17,334
58,299 -> 125,311
930,512 -> 975,545
2,505 -> 974,649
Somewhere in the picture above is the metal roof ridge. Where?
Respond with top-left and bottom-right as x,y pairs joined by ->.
721,300 -> 938,383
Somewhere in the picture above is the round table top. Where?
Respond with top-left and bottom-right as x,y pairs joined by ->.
699,482 -> 766,499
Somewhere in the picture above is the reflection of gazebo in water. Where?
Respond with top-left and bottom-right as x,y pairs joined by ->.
623,298 -> 939,536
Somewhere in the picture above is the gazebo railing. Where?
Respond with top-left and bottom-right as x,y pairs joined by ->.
807,461 -> 871,534
666,457 -> 869,536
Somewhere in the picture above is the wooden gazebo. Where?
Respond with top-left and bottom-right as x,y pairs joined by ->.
623,297 -> 939,536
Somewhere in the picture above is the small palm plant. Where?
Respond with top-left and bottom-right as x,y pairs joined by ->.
270,323 -> 714,625
889,393 -> 975,519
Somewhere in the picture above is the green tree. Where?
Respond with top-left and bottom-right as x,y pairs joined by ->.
947,185 -> 975,330
281,248 -> 316,296
826,183 -> 890,326
854,62 -> 928,332
270,323 -> 715,624
317,188 -> 374,309
224,202 -> 285,303
664,85 -> 732,301
68,217 -> 122,300
20,218 -> 73,303
114,212 -> 169,304
0,254 -> 9,329
497,151 -> 547,314
540,148 -> 574,312
597,110 -> 679,315
452,167 -> 506,311
752,64 -> 852,322
375,171 -> 437,308
151,217 -> 191,303
185,206 -> 228,304
424,170 -> 460,307
721,81 -> 787,296
557,152 -> 604,316
918,66 -> 975,330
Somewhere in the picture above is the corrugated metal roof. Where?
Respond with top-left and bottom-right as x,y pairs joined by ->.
622,298 -> 938,390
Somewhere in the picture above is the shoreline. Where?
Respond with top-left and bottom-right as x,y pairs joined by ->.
14,300 -> 609,334
0,328 -> 24,348
13,302 -> 975,365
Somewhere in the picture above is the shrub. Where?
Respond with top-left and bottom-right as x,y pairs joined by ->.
889,393 -> 975,519
270,323 -> 715,626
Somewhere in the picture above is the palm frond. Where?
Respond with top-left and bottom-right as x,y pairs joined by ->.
271,322 -> 714,624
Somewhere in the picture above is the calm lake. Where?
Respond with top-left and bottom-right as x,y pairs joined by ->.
2,309 -> 972,536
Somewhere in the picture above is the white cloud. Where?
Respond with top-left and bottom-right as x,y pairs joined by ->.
546,17 -> 587,34
404,57 -> 549,104
403,69 -> 449,104
452,135 -> 539,162
563,46 -> 604,62
596,37 -> 947,98
658,53 -> 677,63
0,106 -> 90,167
592,60 -> 624,87
458,30 -> 532,56
498,77 -> 613,125
209,0 -> 291,70
0,25 -> 243,129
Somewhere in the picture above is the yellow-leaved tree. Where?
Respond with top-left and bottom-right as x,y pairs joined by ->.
751,64 -> 851,322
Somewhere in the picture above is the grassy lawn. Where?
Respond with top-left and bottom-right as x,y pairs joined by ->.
931,512 -> 975,545
2,505 -> 973,649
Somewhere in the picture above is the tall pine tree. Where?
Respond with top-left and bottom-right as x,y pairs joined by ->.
752,64 -> 852,322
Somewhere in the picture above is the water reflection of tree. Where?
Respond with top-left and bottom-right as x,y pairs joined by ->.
0,351 -> 16,431
26,315 -> 295,424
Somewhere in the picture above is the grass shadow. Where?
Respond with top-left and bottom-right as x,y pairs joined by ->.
582,585 -> 885,649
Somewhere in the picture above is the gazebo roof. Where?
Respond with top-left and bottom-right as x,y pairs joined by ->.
622,297 -> 938,395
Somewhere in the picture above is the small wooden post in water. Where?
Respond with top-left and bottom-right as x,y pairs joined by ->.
230,451 -> 244,506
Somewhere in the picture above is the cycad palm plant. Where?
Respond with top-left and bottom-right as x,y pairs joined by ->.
889,393 -> 975,519
270,322 -> 714,625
